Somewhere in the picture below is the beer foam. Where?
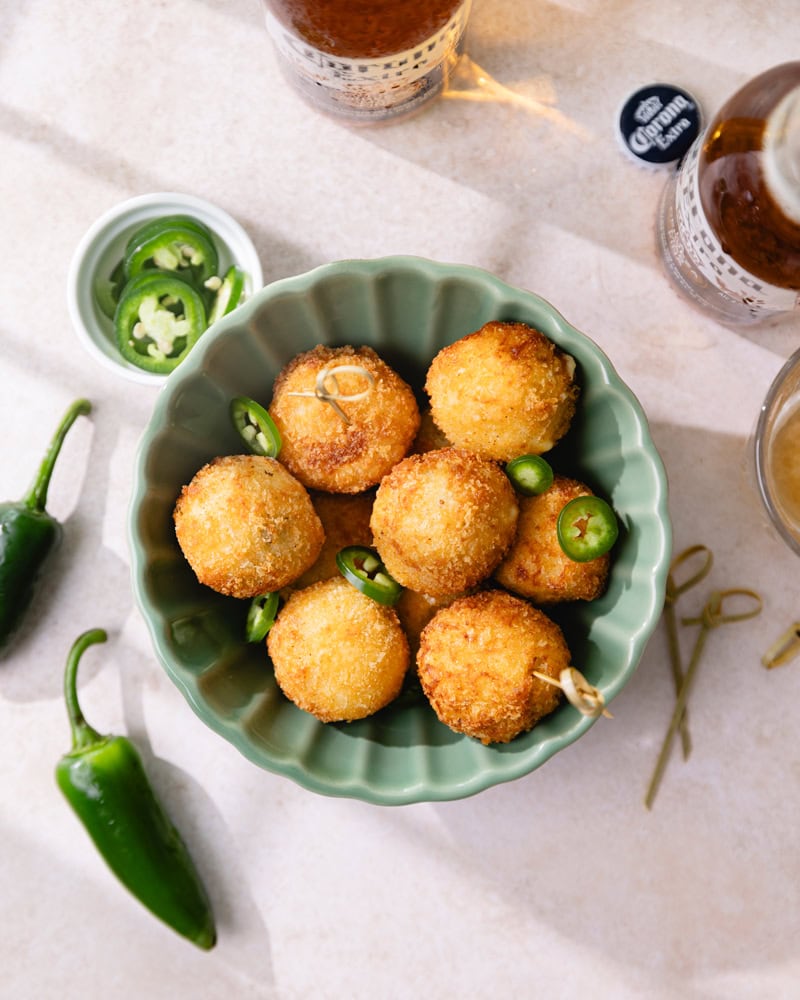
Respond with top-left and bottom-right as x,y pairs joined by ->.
764,87 -> 800,225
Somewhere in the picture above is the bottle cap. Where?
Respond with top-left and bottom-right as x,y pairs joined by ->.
617,83 -> 702,167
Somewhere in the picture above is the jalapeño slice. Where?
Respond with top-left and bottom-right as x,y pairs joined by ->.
124,215 -> 216,255
505,454 -> 554,496
230,396 -> 281,457
208,266 -> 245,325
246,592 -> 279,642
556,495 -> 619,562
124,224 -> 219,287
336,546 -> 402,606
95,258 -> 128,320
114,271 -> 207,374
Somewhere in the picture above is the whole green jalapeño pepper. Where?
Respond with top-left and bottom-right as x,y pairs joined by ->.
0,398 -> 91,652
55,629 -> 217,950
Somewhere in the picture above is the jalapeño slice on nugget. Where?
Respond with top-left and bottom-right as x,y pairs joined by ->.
557,495 -> 619,562
246,592 -> 279,642
336,546 -> 402,606
505,454 -> 554,496
230,396 -> 281,457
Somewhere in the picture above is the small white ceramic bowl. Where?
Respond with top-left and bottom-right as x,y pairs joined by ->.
67,192 -> 263,387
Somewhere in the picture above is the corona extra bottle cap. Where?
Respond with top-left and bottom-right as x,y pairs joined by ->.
617,83 -> 702,167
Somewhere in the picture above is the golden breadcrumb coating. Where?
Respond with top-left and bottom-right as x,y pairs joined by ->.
268,577 -> 409,722
417,590 -> 569,744
394,587 -> 466,658
494,475 -> 610,603
173,454 -> 323,598
370,447 -> 519,596
425,321 -> 579,460
290,490 -> 375,590
269,344 -> 420,493
411,407 -> 452,455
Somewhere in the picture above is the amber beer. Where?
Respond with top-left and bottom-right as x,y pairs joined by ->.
658,62 -> 800,325
262,0 -> 471,123
754,346 -> 800,558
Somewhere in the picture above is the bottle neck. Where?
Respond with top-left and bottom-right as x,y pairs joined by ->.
764,84 -> 800,224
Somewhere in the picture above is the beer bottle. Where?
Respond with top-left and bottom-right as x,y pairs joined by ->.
261,0 -> 472,125
657,62 -> 800,325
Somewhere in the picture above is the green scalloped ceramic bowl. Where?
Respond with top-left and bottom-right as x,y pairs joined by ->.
129,257 -> 671,805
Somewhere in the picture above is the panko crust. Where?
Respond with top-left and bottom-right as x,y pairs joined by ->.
411,407 -> 452,455
289,490 -> 375,590
173,454 -> 324,598
394,587 -> 467,658
269,345 -> 421,493
494,475 -> 610,604
416,590 -> 569,744
425,321 -> 579,461
268,577 -> 409,722
370,447 -> 519,596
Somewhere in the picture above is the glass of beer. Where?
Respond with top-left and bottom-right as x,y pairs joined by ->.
753,348 -> 800,556
260,0 -> 472,124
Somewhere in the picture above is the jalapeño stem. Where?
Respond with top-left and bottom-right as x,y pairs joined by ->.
24,399 -> 92,514
63,628 -> 107,751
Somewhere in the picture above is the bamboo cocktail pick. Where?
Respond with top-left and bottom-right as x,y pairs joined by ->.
663,544 -> 714,759
645,587 -> 762,810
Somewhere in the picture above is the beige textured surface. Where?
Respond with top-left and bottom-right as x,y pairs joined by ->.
2,2 -> 800,997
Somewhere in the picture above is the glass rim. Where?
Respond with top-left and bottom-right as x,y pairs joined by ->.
754,345 -> 800,557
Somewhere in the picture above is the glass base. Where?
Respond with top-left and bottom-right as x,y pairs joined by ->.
274,53 -> 453,125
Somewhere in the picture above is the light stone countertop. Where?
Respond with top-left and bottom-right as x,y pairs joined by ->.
2,3 -> 800,998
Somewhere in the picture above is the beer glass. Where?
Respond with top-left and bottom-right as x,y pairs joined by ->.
753,347 -> 800,557
261,0 -> 472,124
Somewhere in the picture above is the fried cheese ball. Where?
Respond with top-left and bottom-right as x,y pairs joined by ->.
268,344 -> 421,494
494,475 -> 610,604
425,321 -> 579,461
290,490 -> 375,590
417,590 -> 569,744
267,577 -> 409,722
370,447 -> 519,596
394,588 -> 465,658
411,407 -> 452,455
173,454 -> 324,598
